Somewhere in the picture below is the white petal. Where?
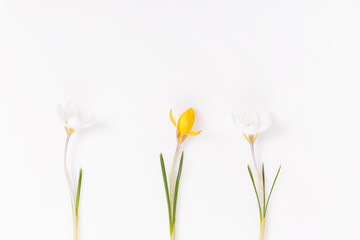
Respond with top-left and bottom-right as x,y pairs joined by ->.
81,115 -> 95,128
80,111 -> 94,122
231,112 -> 240,126
81,120 -> 95,129
242,110 -> 260,126
232,112 -> 247,132
244,125 -> 259,135
259,112 -> 271,132
56,104 -> 67,122
233,110 -> 271,135
67,117 -> 83,129
78,111 -> 95,128
65,102 -> 78,119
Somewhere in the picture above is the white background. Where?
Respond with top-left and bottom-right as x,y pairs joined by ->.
0,0 -> 358,239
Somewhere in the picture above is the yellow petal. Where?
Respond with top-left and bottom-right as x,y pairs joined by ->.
170,109 -> 176,127
177,108 -> 195,134
187,130 -> 201,136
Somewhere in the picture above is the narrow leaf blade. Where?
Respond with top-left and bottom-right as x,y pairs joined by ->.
160,153 -> 173,227
265,165 -> 281,215
75,168 -> 83,216
172,151 -> 184,224
248,165 -> 262,219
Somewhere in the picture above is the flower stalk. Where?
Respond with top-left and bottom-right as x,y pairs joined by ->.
259,218 -> 266,240
64,134 -> 75,202
64,133 -> 83,240
169,143 -> 181,209
73,215 -> 79,240
249,142 -> 264,203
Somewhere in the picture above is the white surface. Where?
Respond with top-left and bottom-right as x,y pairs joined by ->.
0,0 -> 357,239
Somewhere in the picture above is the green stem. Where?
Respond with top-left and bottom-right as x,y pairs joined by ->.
73,214 -> 78,240
259,218 -> 266,240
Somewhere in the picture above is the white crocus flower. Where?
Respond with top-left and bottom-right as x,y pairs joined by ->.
58,102 -> 95,240
232,110 -> 280,240
232,110 -> 271,208
57,102 -> 95,135
232,110 -> 270,143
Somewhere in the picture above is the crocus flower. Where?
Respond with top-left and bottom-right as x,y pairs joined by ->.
232,110 -> 280,240
232,110 -> 270,143
57,102 -> 95,135
170,108 -> 201,144
58,102 -> 94,240
160,108 -> 201,240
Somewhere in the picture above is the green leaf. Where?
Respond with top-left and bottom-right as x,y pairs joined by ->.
172,151 -> 184,224
264,165 -> 281,216
75,168 -> 83,217
160,153 -> 173,228
262,163 -> 265,218
247,165 -> 262,219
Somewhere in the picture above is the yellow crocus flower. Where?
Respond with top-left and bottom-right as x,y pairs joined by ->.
170,108 -> 201,144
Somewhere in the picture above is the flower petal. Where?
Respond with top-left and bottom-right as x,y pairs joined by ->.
170,109 -> 176,127
233,110 -> 271,135
187,130 -> 201,136
242,110 -> 260,126
81,120 -> 95,129
232,112 -> 248,132
67,117 -> 83,129
177,108 -> 195,134
231,112 -> 241,126
65,102 -> 78,119
57,104 -> 67,122
81,114 -> 95,128
259,112 -> 271,132
244,125 -> 259,136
